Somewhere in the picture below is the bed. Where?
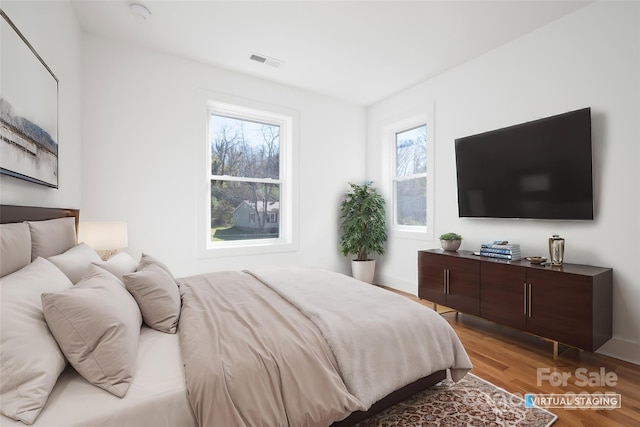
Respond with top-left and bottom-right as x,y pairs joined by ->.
0,204 -> 472,427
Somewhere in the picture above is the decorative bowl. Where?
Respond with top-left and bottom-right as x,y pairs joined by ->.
525,256 -> 547,265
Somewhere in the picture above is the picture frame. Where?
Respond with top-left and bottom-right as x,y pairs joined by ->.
0,9 -> 59,188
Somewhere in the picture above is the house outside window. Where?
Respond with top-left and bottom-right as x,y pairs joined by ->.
200,97 -> 297,256
384,108 -> 434,239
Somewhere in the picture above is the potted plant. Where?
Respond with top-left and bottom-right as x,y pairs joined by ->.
439,232 -> 463,251
339,182 -> 387,283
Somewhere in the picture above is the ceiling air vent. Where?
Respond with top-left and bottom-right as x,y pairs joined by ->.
249,53 -> 283,68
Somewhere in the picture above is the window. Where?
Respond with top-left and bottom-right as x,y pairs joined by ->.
200,98 -> 297,256
394,125 -> 427,227
385,109 -> 434,239
266,212 -> 277,223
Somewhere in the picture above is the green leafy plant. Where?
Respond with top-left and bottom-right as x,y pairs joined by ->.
439,232 -> 463,241
339,182 -> 387,261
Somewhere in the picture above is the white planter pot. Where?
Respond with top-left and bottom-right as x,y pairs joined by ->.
351,259 -> 376,284
441,240 -> 462,251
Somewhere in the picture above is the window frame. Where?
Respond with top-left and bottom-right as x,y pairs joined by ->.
383,109 -> 434,240
197,95 -> 298,258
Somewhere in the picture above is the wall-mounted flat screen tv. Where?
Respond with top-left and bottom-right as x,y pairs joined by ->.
455,107 -> 593,220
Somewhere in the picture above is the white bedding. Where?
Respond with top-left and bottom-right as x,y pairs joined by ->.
0,327 -> 196,427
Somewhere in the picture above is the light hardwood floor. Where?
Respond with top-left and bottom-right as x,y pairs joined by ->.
388,288 -> 640,427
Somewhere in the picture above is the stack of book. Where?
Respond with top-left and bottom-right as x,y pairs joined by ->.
479,241 -> 521,260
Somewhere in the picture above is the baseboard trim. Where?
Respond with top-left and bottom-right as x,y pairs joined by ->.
376,274 -> 417,296
595,337 -> 640,365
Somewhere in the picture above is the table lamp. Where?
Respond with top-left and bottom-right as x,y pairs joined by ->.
79,221 -> 128,261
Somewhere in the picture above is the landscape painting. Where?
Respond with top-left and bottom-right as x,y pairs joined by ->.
0,10 -> 58,188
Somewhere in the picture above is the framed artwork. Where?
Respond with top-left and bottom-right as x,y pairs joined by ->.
0,9 -> 59,188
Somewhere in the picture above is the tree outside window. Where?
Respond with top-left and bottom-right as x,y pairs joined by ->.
394,125 -> 427,227
209,113 -> 281,242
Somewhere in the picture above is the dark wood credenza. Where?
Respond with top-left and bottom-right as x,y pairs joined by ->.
418,249 -> 613,360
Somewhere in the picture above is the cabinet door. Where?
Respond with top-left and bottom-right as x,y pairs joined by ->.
480,262 -> 527,330
526,268 -> 593,350
446,256 -> 480,315
418,252 -> 447,305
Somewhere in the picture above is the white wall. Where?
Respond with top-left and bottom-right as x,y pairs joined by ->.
81,35 -> 366,278
367,1 -> 640,364
0,0 -> 83,208
4,0 -> 636,365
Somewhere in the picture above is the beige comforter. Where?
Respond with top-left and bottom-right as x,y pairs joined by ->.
178,271 -> 364,427
248,268 -> 472,408
178,268 -> 472,427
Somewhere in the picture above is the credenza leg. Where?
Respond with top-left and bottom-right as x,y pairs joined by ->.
552,341 -> 571,364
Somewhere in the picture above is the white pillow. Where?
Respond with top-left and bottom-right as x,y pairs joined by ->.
123,263 -> 181,334
0,222 -> 31,277
0,258 -> 73,424
93,252 -> 138,282
48,243 -> 102,284
27,217 -> 76,260
41,264 -> 142,397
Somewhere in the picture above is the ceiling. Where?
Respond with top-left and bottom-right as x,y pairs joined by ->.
72,0 -> 592,106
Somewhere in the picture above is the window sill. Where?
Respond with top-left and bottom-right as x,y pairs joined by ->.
389,228 -> 434,241
197,239 -> 298,259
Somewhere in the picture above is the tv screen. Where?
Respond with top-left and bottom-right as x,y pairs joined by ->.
455,107 -> 593,220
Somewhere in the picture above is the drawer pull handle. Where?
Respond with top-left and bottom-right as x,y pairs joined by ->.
528,283 -> 532,317
523,283 -> 527,315
443,270 -> 447,294
446,270 -> 450,294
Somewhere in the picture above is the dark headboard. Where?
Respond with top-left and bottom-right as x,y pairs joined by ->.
0,205 -> 80,231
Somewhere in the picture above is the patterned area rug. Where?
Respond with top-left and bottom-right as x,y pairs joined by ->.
355,373 -> 557,427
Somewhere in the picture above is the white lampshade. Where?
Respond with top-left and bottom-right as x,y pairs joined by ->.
79,222 -> 128,250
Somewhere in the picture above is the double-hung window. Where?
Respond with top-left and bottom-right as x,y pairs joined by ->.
394,125 -> 427,227
386,110 -> 434,239
201,99 -> 296,256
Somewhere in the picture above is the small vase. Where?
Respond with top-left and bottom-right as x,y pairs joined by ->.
441,240 -> 461,251
548,234 -> 565,265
